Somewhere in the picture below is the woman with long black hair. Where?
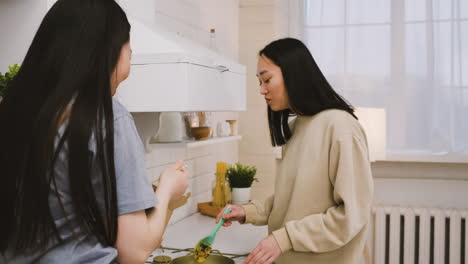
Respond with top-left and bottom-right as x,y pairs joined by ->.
0,0 -> 189,263
216,38 -> 373,264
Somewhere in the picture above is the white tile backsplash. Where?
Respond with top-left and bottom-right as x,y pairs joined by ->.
148,164 -> 167,182
184,159 -> 195,178
186,145 -> 213,159
239,1 -> 276,200
169,190 -> 212,225
192,155 -> 215,176
145,141 -> 238,223
190,173 -> 215,196
146,144 -> 186,167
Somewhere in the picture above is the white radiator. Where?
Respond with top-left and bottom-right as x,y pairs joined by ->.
372,205 -> 468,264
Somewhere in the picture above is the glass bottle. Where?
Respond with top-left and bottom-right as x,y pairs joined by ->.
212,162 -> 228,208
209,28 -> 218,52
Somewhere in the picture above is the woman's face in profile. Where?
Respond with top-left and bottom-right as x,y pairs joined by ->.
111,41 -> 132,95
256,55 -> 289,111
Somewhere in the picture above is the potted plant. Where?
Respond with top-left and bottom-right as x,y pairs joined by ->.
226,162 -> 258,205
0,64 -> 20,101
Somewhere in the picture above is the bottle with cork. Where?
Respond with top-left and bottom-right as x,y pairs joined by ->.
212,162 -> 230,208
209,28 -> 217,52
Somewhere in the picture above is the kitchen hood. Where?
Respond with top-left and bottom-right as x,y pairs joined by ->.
115,17 -> 246,112
128,17 -> 244,74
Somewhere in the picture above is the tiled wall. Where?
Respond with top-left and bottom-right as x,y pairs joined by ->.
145,140 -> 239,225
238,0 -> 276,200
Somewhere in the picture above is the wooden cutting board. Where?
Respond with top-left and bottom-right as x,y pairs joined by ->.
197,202 -> 223,218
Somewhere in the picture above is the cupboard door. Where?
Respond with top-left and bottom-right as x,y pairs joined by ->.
116,64 -> 189,112
187,65 -> 246,111
187,64 -> 223,110
222,71 -> 246,111
116,63 -> 246,112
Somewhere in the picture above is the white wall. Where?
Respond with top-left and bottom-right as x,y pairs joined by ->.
238,0 -> 276,200
371,161 -> 468,208
0,0 -> 47,72
117,0 -> 239,61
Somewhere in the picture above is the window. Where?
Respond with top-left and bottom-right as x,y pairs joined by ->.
303,0 -> 468,157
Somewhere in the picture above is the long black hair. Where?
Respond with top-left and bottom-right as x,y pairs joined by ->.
259,38 -> 356,146
0,0 -> 130,254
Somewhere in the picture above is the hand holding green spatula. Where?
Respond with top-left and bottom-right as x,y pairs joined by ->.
193,206 -> 232,263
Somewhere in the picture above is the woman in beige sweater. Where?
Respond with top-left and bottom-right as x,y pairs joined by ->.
216,38 -> 374,264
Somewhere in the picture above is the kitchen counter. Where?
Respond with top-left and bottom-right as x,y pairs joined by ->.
148,213 -> 268,263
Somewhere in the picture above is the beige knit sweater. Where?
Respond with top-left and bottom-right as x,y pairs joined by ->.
242,109 -> 374,264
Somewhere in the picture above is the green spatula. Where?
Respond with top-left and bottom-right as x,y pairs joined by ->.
193,206 -> 231,262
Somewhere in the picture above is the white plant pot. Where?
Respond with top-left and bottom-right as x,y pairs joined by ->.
231,187 -> 251,205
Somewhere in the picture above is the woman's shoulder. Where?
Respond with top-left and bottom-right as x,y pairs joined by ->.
300,109 -> 365,139
318,109 -> 356,123
112,98 -> 133,122
299,109 -> 356,125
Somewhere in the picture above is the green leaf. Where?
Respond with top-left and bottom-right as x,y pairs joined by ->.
0,64 -> 21,97
225,162 -> 258,188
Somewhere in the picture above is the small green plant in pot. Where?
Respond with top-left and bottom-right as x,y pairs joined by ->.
0,64 -> 20,99
226,163 -> 258,205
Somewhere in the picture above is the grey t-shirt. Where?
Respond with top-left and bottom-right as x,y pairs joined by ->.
1,98 -> 156,264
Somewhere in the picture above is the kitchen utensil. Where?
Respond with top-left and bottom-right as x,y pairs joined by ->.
225,120 -> 238,136
193,207 -> 231,262
155,112 -> 183,143
190,127 -> 211,140
199,206 -> 231,247
202,112 -> 215,138
171,255 -> 234,264
153,255 -> 172,264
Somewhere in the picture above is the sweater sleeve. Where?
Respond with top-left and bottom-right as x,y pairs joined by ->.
272,134 -> 373,253
241,194 -> 274,226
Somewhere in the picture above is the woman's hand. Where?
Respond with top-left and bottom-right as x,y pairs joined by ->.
243,235 -> 281,264
157,160 -> 189,201
215,204 -> 246,227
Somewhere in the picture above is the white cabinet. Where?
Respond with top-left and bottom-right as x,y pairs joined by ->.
186,64 -> 222,110
116,62 -> 246,112
222,71 -> 246,111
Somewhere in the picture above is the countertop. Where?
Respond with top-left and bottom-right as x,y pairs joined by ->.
148,213 -> 268,263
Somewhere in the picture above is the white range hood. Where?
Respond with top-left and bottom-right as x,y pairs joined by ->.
115,17 -> 246,112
